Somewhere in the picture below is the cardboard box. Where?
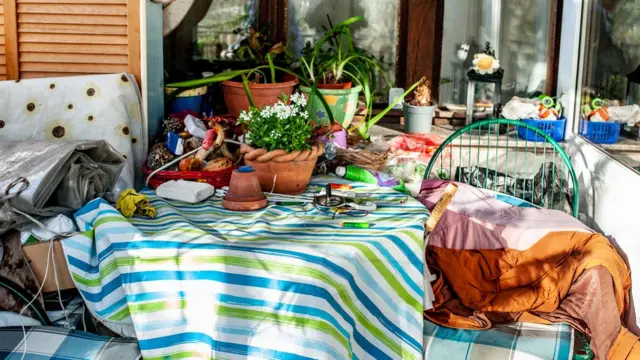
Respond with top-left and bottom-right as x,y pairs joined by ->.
22,239 -> 76,293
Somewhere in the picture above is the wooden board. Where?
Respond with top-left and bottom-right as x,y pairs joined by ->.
0,0 -> 139,82
0,0 -> 5,80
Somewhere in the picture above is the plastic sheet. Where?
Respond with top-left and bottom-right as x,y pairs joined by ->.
0,140 -> 125,234
386,133 -> 449,183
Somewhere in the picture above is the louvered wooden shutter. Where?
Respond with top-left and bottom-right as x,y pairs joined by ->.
1,0 -> 140,83
0,1 -> 6,80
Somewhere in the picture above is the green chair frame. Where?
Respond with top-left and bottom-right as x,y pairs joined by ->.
424,119 -> 580,217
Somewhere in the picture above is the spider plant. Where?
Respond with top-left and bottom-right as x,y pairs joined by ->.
165,66 -> 336,124
297,16 -> 391,114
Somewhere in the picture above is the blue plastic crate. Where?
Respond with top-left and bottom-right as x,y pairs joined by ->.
517,117 -> 566,142
579,120 -> 621,144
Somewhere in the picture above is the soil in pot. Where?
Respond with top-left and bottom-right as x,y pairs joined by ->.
299,85 -> 361,127
222,78 -> 299,118
403,103 -> 435,133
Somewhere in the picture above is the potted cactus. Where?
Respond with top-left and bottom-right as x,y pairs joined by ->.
403,78 -> 435,133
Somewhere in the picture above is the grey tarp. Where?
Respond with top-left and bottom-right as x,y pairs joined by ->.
0,140 -> 125,234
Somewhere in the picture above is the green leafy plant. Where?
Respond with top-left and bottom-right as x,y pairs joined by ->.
237,93 -> 313,152
234,27 -> 291,83
297,16 -> 390,115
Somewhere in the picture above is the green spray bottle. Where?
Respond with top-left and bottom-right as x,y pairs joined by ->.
335,165 -> 409,194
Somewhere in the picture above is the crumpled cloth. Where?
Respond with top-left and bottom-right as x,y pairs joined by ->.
116,189 -> 156,218
501,97 -> 540,120
607,105 -> 640,126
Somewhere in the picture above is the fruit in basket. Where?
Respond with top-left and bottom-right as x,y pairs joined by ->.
147,143 -> 176,170
203,157 -> 233,172
179,156 -> 200,171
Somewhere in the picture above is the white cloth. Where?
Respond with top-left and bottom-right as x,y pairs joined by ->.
0,74 -> 145,193
608,105 -> 640,126
501,98 -> 540,120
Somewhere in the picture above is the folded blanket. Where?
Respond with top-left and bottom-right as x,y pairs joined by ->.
418,181 -> 636,360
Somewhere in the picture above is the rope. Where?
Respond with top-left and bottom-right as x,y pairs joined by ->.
240,143 -> 324,163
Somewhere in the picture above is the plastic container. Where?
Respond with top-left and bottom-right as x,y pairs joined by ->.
579,120 -> 621,144
335,165 -> 408,193
517,117 -> 566,142
165,86 -> 207,114
403,104 -> 435,133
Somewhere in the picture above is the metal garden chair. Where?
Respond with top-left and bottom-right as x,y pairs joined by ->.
424,119 -> 579,217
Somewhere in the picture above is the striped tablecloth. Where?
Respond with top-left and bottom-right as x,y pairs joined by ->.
62,176 -> 429,359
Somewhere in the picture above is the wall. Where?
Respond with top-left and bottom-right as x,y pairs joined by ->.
558,0 -> 640,334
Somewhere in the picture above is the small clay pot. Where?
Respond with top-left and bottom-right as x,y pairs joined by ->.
223,166 -> 268,211
222,79 -> 299,118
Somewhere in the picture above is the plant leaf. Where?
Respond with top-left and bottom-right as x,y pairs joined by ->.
241,75 -> 256,108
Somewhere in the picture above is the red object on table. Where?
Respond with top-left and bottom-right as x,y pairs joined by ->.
143,165 -> 235,189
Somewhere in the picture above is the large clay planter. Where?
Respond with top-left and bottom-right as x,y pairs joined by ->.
222,79 -> 299,118
240,143 -> 324,195
299,85 -> 361,127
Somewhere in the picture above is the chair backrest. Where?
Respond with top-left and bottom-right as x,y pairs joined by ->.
424,119 -> 580,217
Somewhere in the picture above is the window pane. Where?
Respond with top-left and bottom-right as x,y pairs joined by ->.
440,0 -> 552,105
287,0 -> 399,93
197,0 -> 258,61
164,0 -> 259,82
576,0 -> 640,172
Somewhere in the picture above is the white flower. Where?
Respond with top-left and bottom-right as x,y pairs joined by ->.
301,110 -> 309,119
290,92 -> 307,108
239,111 -> 252,122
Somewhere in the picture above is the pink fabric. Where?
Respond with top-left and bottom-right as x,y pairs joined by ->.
418,180 -> 592,251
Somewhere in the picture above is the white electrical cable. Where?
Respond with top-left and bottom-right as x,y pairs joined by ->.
51,245 -> 70,328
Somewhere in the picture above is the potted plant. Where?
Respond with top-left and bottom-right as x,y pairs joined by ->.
296,16 -> 390,128
403,78 -> 435,133
221,27 -> 298,117
238,93 -> 324,194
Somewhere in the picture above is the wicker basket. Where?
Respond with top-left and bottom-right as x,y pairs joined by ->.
335,147 -> 388,170
143,165 -> 235,189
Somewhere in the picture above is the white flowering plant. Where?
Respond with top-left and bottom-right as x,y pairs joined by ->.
238,93 -> 313,153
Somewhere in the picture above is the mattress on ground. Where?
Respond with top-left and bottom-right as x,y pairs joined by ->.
0,326 -> 140,360
424,320 -> 574,360
63,177 -> 429,359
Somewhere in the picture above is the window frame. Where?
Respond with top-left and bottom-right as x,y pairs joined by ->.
261,0 -> 563,103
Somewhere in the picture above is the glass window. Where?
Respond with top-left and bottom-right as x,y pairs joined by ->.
287,0 -> 400,95
576,0 -> 640,172
164,0 -> 259,83
440,0 -> 553,106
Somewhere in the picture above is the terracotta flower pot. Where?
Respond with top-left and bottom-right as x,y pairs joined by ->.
223,166 -> 268,211
240,143 -> 324,195
222,79 -> 299,118
317,82 -> 352,90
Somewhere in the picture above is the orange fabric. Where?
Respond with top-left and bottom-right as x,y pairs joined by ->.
425,231 -> 636,359
428,231 -> 630,317
608,327 -> 640,360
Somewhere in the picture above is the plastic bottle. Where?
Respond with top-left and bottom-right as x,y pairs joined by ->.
335,165 -> 408,193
